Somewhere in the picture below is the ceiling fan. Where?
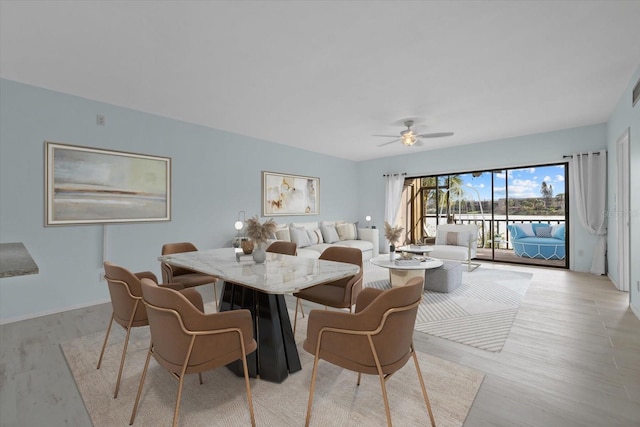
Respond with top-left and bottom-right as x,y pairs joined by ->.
375,120 -> 454,147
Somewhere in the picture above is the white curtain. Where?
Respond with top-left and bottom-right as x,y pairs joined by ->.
384,173 -> 405,228
571,150 -> 607,275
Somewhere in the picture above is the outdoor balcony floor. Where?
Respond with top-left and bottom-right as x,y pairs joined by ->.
476,247 -> 567,268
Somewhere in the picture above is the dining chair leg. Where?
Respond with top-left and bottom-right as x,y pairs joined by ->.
212,281 -> 219,310
172,373 -> 186,427
369,336 -> 393,427
357,372 -> 362,386
129,341 -> 153,425
113,323 -> 133,398
96,313 -> 115,370
411,344 -> 436,427
293,298 -> 301,335
198,373 -> 203,385
305,351 -> 322,427
239,339 -> 256,427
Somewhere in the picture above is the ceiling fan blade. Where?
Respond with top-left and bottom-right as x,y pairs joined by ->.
372,134 -> 400,138
377,139 -> 400,147
417,132 -> 454,138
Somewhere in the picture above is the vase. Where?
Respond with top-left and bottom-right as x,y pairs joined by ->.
241,240 -> 254,254
389,244 -> 396,261
252,246 -> 266,263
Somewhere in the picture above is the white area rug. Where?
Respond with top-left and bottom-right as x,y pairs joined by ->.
62,310 -> 484,427
365,266 -> 532,352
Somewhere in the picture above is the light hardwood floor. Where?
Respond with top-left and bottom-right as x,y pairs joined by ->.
1,262 -> 639,426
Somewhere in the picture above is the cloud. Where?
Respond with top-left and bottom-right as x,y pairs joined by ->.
556,175 -> 564,181
544,176 -> 551,182
508,178 -> 540,198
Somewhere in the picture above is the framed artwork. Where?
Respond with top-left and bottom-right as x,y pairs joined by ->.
262,171 -> 319,216
45,142 -> 171,225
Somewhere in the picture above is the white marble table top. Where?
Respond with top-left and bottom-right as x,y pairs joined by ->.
370,254 -> 443,271
159,248 -> 359,294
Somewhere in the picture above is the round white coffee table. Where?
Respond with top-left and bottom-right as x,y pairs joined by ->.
370,254 -> 443,288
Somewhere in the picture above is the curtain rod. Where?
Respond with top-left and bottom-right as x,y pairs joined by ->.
382,173 -> 407,177
563,151 -> 604,159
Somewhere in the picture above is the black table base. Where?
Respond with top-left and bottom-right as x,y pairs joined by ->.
219,281 -> 301,383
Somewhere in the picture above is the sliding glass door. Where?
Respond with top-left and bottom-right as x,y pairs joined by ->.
402,162 -> 568,268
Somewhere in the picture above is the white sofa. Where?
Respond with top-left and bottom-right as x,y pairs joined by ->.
428,224 -> 479,271
270,220 -> 379,261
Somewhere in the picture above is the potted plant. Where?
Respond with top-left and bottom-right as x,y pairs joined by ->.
245,215 -> 277,263
384,221 -> 404,260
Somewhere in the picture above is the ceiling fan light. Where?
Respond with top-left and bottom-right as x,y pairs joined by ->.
402,135 -> 416,146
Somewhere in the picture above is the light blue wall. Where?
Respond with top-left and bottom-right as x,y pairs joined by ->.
0,79 -> 358,323
606,65 -> 640,315
357,124 -> 608,272
2,75 -> 631,323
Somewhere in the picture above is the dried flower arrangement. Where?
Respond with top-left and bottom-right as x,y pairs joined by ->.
384,221 -> 404,246
245,215 -> 277,245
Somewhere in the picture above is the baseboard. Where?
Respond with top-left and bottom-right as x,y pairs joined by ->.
631,302 -> 640,321
0,298 -> 110,325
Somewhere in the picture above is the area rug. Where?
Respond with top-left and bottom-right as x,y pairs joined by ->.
365,267 -> 532,352
61,312 -> 484,427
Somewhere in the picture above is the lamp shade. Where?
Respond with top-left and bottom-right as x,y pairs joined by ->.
234,220 -> 244,230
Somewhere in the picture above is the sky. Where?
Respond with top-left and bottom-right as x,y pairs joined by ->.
461,164 -> 566,202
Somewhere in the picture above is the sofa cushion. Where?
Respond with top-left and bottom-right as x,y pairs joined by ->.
333,239 -> 373,252
320,225 -> 340,243
275,228 -> 291,242
336,223 -> 357,241
291,221 -> 319,232
290,226 -> 312,248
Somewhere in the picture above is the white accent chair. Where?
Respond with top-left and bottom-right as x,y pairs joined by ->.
428,223 -> 480,272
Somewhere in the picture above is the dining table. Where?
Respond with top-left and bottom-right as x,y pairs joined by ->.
158,248 -> 360,383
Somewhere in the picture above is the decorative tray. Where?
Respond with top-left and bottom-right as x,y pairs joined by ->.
394,259 -> 421,266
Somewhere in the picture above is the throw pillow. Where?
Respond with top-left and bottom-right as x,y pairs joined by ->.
336,223 -> 357,241
551,224 -> 565,240
290,226 -> 312,248
535,227 -> 552,238
275,228 -> 291,242
306,228 -> 322,245
320,225 -> 340,243
446,231 -> 460,246
436,230 -> 472,247
517,223 -> 535,237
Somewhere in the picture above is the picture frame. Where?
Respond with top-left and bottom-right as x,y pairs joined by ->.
262,171 -> 319,216
45,142 -> 171,225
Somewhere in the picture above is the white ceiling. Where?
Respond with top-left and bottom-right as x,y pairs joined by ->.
2,1 -> 639,161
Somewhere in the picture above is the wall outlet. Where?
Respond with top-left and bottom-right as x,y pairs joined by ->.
96,114 -> 105,126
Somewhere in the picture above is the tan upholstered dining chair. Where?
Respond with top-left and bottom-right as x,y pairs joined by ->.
292,246 -> 363,335
98,261 -> 203,399
161,242 -> 219,308
130,278 -> 257,427
266,240 -> 298,256
302,276 -> 436,427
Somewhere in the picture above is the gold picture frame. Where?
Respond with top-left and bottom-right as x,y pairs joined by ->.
262,171 -> 319,216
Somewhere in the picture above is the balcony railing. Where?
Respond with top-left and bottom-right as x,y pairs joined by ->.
418,214 -> 565,248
